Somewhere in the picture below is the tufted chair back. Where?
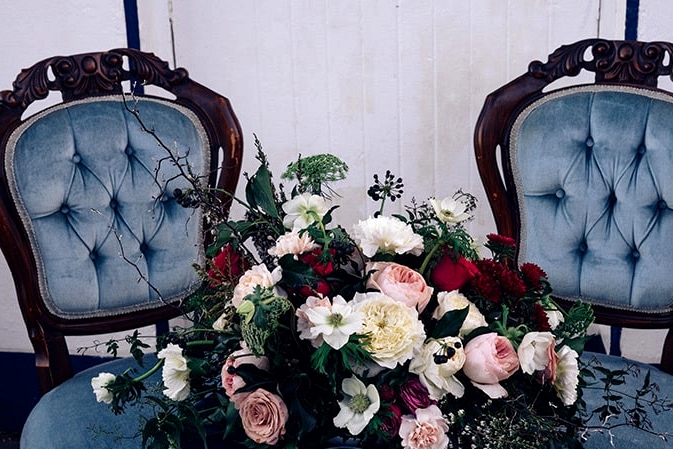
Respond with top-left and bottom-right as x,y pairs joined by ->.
0,49 -> 243,393
475,39 -> 673,373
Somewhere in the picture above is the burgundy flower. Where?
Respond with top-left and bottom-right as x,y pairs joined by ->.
378,383 -> 396,402
399,376 -> 436,413
520,263 -> 547,289
298,248 -> 335,277
486,233 -> 516,248
430,251 -> 480,292
499,268 -> 527,299
208,244 -> 250,286
380,403 -> 403,438
533,302 -> 551,331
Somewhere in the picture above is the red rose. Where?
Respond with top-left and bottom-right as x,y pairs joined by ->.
208,244 -> 250,285
298,248 -> 335,276
430,252 -> 480,292
288,248 -> 336,298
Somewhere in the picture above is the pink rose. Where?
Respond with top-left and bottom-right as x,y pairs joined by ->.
366,262 -> 433,313
238,388 -> 289,445
221,347 -> 270,407
462,333 -> 519,399
399,405 -> 449,449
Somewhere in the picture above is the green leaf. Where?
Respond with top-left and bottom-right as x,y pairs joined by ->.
246,163 -> 280,219
432,307 -> 469,338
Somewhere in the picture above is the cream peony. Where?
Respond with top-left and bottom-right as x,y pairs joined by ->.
517,331 -> 556,375
157,343 -> 191,401
398,405 -> 450,449
352,216 -> 424,258
430,196 -> 470,224
333,376 -> 380,435
282,193 -> 329,229
91,372 -> 116,404
432,290 -> 487,338
409,336 -> 465,400
553,345 -> 580,405
232,264 -> 278,307
352,292 -> 425,369
268,229 -> 319,258
366,261 -> 433,313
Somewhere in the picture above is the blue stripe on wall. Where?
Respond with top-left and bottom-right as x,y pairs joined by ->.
123,0 -> 141,50
625,0 -> 640,40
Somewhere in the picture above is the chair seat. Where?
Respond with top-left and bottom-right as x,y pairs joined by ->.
581,351 -> 673,448
21,355 -> 161,449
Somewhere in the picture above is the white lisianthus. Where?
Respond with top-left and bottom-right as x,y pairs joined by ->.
282,193 -> 328,230
157,343 -> 191,401
352,292 -> 425,369
430,196 -> 470,223
352,216 -> 424,258
433,290 -> 487,338
553,345 -> 580,405
333,376 -> 380,435
304,295 -> 364,349
91,372 -> 116,404
517,331 -> 556,375
409,336 -> 465,400
232,264 -> 279,307
268,229 -> 319,258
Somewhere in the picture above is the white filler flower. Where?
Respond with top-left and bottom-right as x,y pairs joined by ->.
91,372 -> 116,404
158,343 -> 191,401
333,376 -> 380,435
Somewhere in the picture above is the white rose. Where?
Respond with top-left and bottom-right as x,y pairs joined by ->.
517,331 -> 555,375
91,372 -> 116,404
232,264 -> 277,307
409,336 -> 465,400
433,290 -> 487,338
157,343 -> 191,401
352,216 -> 424,258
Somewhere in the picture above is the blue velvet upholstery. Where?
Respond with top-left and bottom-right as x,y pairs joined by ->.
6,96 -> 208,317
511,86 -> 673,312
21,355 -> 160,448
581,352 -> 673,448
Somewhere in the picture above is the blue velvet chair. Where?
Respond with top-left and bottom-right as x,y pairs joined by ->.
474,39 -> 673,448
0,49 -> 243,448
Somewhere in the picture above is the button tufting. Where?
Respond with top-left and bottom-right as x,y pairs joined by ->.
637,144 -> 647,155
59,205 -> 70,214
579,242 -> 588,253
109,199 -> 118,209
658,200 -> 668,210
139,242 -> 148,253
585,137 -> 594,148
632,249 -> 640,259
555,189 -> 565,199
72,153 -> 81,164
89,251 -> 97,261
125,146 -> 134,156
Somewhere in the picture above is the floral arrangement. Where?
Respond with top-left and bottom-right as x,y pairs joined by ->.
90,137 -> 669,449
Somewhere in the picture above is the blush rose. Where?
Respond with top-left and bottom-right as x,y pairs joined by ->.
238,388 -> 289,445
367,262 -> 434,312
462,332 -> 519,399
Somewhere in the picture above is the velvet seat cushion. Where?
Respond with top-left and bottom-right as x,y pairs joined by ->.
581,351 -> 673,448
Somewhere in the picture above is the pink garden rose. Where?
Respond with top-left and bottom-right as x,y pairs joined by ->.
462,332 -> 519,399
399,405 -> 449,449
221,347 -> 270,407
238,388 -> 289,445
366,262 -> 433,313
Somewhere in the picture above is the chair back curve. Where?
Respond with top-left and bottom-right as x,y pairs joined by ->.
0,48 -> 243,392
474,39 -> 673,373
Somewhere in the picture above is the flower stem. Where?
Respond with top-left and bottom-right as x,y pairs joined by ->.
133,359 -> 164,382
419,241 -> 443,276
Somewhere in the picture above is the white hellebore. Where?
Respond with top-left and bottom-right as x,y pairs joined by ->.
430,196 -> 470,223
157,343 -> 191,401
352,216 -> 424,258
282,193 -> 329,230
304,295 -> 364,350
333,376 -> 380,435
91,372 -> 117,404
517,331 -> 556,375
553,345 -> 580,405
409,336 -> 466,400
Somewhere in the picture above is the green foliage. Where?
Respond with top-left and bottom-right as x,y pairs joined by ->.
281,153 -> 349,197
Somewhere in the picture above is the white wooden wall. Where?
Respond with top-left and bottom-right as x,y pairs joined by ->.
0,0 -> 669,361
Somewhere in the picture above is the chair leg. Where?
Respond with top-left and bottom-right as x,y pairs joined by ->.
661,329 -> 673,374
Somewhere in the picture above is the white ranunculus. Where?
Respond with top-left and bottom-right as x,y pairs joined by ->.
282,193 -> 329,230
333,376 -> 380,435
157,343 -> 191,401
553,345 -> 580,405
305,295 -> 364,349
430,196 -> 470,223
91,372 -> 116,404
517,331 -> 555,375
268,229 -> 319,258
409,336 -> 465,400
433,290 -> 487,338
352,216 -> 424,258
352,292 -> 425,369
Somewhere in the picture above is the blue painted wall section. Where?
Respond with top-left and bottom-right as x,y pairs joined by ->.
625,0 -> 640,40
